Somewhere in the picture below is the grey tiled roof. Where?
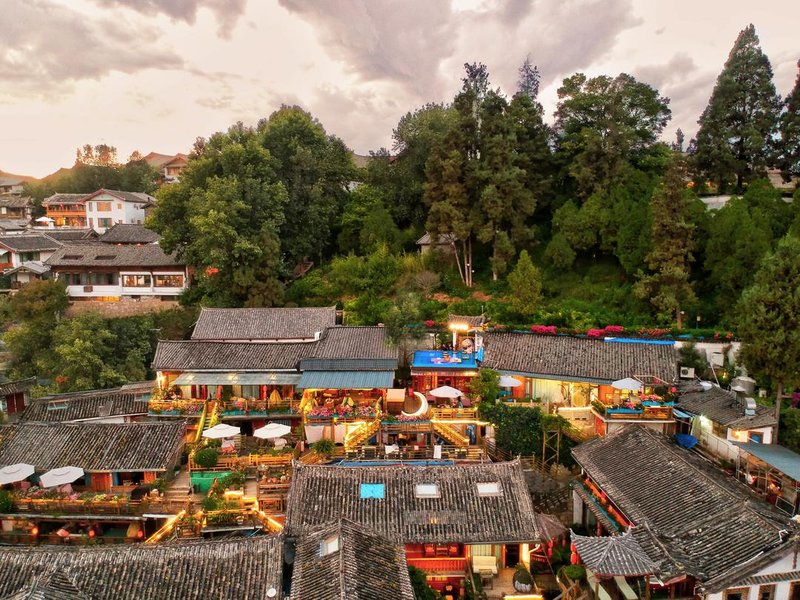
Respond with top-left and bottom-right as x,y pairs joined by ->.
676,383 -> 777,429
0,422 -> 185,472
482,333 -> 678,384
292,520 -> 414,600
572,426 -> 795,589
0,377 -> 35,397
154,327 -> 397,371
5,261 -> 50,276
285,459 -> 542,544
91,189 -> 155,205
41,193 -> 85,206
19,385 -> 152,422
0,536 -> 284,600
0,196 -> 32,208
191,306 -> 336,341
571,530 -> 657,576
98,224 -> 160,244
448,314 -> 486,328
46,243 -> 184,267
152,340 -> 313,371
0,234 -> 62,252
42,229 -> 97,241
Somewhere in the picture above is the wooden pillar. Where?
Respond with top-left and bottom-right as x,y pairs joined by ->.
644,575 -> 651,600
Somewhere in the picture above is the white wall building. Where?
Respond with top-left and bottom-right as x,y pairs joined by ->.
83,189 -> 155,234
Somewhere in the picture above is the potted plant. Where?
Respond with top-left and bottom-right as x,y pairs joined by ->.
512,564 -> 534,593
312,438 -> 336,458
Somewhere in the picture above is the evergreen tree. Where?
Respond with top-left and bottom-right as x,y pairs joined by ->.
634,158 -> 696,327
776,60 -> 800,180
516,56 -> 540,100
507,250 -> 543,317
693,24 -> 781,192
738,235 -> 800,441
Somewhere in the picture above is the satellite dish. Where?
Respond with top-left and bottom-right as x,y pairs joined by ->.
267,588 -> 277,598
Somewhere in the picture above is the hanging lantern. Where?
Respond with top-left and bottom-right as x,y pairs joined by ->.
571,549 -> 579,565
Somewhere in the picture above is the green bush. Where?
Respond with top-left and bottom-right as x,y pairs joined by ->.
0,490 -> 13,513
201,495 -> 224,511
218,470 -> 246,490
562,565 -> 586,581
193,447 -> 219,468
313,438 -> 336,457
408,565 -> 439,600
513,564 -> 534,585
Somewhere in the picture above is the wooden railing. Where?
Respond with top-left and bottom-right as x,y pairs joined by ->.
431,407 -> 478,420
346,445 -> 484,461
432,421 -> 470,446
407,556 -> 468,572
10,496 -> 187,516
189,453 -> 292,472
148,399 -> 205,417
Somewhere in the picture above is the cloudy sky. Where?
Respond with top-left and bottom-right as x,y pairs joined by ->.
1,0 -> 798,177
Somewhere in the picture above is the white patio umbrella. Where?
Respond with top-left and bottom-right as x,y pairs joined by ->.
254,422 -> 292,440
39,466 -> 84,488
0,463 -> 35,485
429,385 -> 463,398
611,377 -> 643,391
34,216 -> 54,223
202,423 -> 241,439
499,376 -> 522,388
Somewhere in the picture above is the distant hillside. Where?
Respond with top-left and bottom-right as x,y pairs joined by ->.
0,169 -> 38,182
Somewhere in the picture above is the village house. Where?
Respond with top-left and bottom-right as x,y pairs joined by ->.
481,332 -> 679,437
191,306 -> 337,342
0,535 -> 284,599
0,177 -> 25,196
42,193 -> 87,227
17,382 -> 152,424
571,425 -> 799,599
144,151 -> 189,184
285,459 -> 554,598
0,378 -> 36,420
675,380 -> 778,461
0,234 -> 62,271
82,189 -> 155,233
4,261 -> 51,289
0,195 -> 32,223
734,442 -> 800,517
291,519 -> 415,600
45,243 -> 188,300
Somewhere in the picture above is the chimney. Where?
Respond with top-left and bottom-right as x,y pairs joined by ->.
744,397 -> 757,417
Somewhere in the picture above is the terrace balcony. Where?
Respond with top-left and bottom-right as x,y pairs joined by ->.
148,398 -> 205,417
591,399 -> 674,421
220,397 -> 300,419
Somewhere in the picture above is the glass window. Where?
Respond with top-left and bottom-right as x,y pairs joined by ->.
62,272 -> 87,286
319,535 -> 339,556
117,203 -> 122,210
724,589 -> 749,600
476,482 -> 502,497
90,272 -> 117,285
96,201 -> 112,212
758,585 -> 776,600
98,218 -> 113,228
360,483 -> 385,499
415,484 -> 440,498
154,274 -> 184,288
122,274 -> 151,287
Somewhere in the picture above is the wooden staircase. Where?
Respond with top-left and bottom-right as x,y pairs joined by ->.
345,419 -> 380,450
433,421 -> 469,447
194,400 -> 216,444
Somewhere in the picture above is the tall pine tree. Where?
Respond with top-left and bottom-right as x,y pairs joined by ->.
693,24 -> 781,192
777,60 -> 800,181
633,157 -> 696,327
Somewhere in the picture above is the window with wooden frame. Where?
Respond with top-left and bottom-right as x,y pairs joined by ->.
757,584 -> 775,600
724,588 -> 749,600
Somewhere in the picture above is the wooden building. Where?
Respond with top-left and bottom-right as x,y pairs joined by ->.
571,425 -> 800,599
0,421 -> 185,491
0,378 -> 35,419
46,243 -> 188,300
42,193 -> 87,228
285,459 -> 547,596
18,382 -> 152,424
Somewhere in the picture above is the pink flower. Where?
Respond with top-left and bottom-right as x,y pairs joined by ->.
604,325 -> 623,334
424,320 -> 436,328
586,329 -> 604,338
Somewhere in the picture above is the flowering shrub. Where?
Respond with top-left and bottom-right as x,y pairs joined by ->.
355,406 -> 375,417
334,404 -> 353,416
424,320 -> 436,328
397,413 -> 429,422
530,325 -> 557,335
232,399 -> 246,411
308,406 -> 333,418
603,325 -> 624,334
586,329 -> 604,338
638,328 -> 671,337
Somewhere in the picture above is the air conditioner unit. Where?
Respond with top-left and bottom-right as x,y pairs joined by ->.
83,285 -> 93,292
679,367 -> 695,379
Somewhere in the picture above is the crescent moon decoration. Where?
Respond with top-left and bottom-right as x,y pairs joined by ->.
402,392 -> 429,418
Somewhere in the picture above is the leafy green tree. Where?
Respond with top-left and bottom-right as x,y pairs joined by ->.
507,250 -> 543,317
509,90 -> 553,216
150,122 -> 288,306
408,566 -> 439,600
469,368 -> 501,402
338,184 -> 385,254
634,158 -> 697,327
49,313 -> 128,392
258,106 -> 354,265
693,24 -> 781,192
776,61 -> 800,181
544,232 -> 576,269
554,72 -> 671,196
8,280 -> 69,322
76,143 -> 118,167
704,196 -> 772,313
516,56 -> 541,100
737,235 -> 800,440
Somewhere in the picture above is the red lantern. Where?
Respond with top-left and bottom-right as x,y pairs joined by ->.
30,526 -> 39,537
571,550 -> 579,565
88,528 -> 95,538
205,267 -> 219,276
136,529 -> 144,540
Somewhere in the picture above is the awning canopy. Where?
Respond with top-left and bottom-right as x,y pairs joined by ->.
0,463 -> 35,485
734,442 -> 800,481
172,372 -> 301,386
296,371 -> 394,390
